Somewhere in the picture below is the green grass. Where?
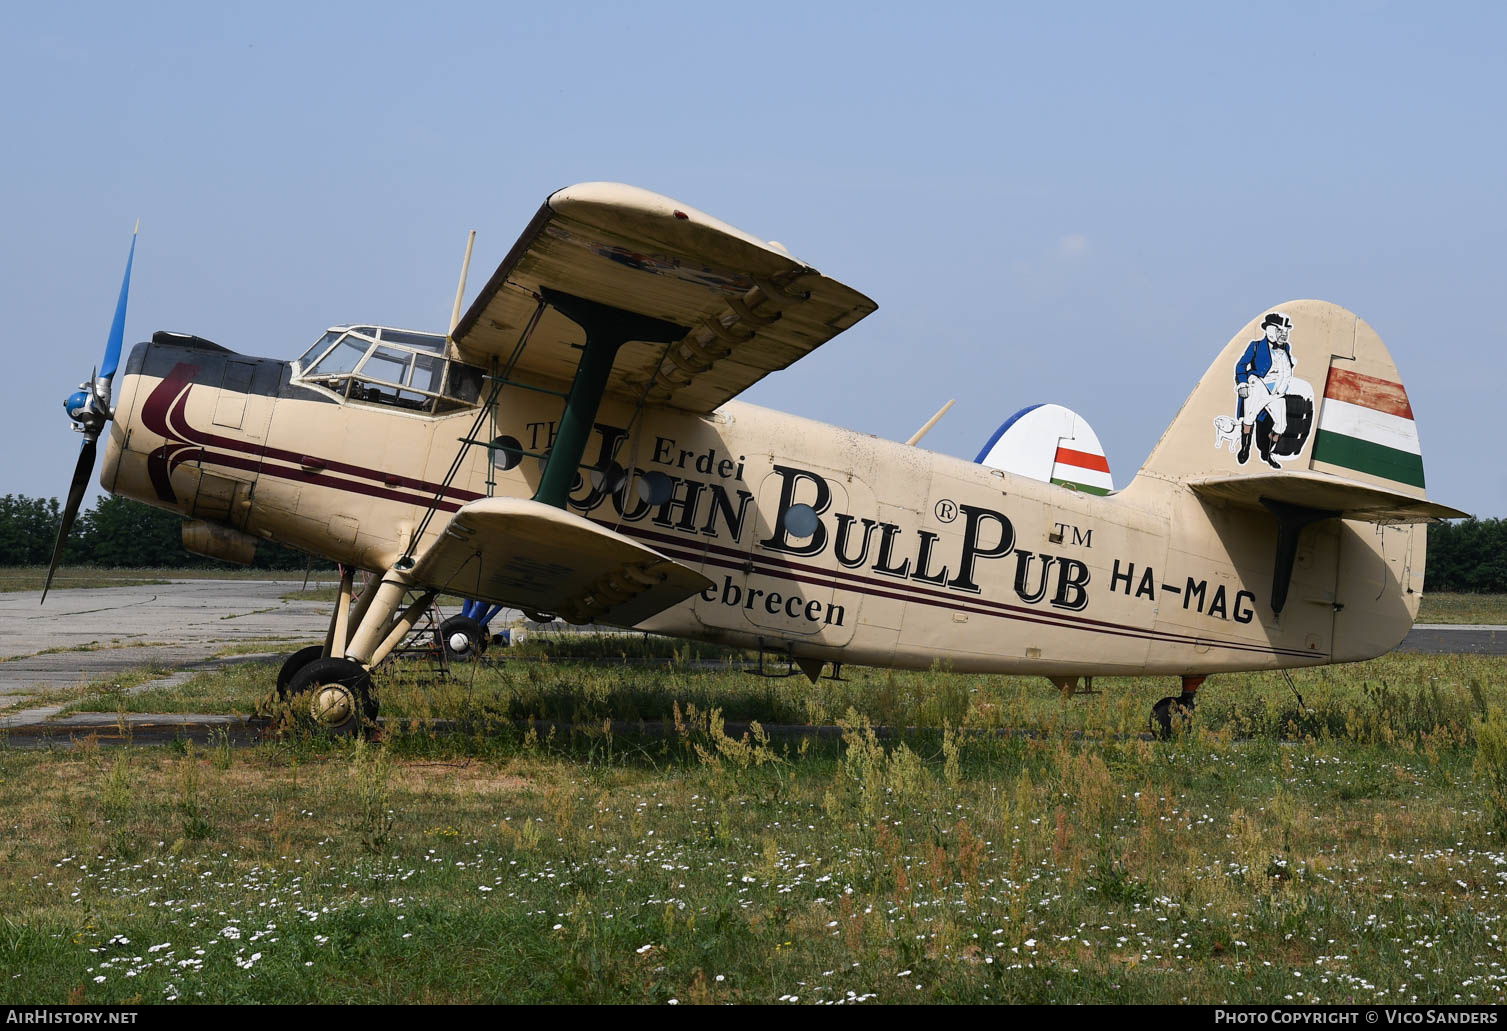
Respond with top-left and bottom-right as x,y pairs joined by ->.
66,645 -> 1506,744
5,639 -> 1507,1004
503,631 -> 753,662
1,652 -> 184,715
2,684 -> 1506,1004
0,639 -> 182,668
1417,593 -> 1507,624
213,638 -> 322,659
0,572 -> 171,592
0,566 -> 328,593
52,668 -> 183,713
0,685 -> 88,715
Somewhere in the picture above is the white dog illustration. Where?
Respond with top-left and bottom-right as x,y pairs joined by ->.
1212,414 -> 1240,453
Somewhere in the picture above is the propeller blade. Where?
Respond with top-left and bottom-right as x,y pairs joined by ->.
40,437 -> 98,604
98,221 -> 138,385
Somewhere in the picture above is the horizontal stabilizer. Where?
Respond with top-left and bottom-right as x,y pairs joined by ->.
411,498 -> 713,627
1188,470 -> 1468,523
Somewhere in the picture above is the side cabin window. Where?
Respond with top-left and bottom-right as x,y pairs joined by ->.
293,327 -> 485,415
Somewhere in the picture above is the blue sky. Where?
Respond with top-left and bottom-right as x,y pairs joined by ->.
2,1 -> 1503,518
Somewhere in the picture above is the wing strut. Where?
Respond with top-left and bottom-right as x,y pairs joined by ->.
531,287 -> 686,509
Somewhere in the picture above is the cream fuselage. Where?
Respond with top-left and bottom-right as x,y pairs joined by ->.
100,337 -> 1422,677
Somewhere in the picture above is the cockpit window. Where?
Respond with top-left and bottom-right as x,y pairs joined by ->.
295,331 -> 342,370
411,353 -> 445,393
291,325 -> 484,415
445,363 -> 484,405
311,336 -> 370,377
360,346 -> 412,386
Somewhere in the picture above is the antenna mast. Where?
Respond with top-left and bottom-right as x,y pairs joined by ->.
447,229 -> 477,346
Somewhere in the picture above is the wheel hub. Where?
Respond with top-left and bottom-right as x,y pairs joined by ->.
311,683 -> 357,728
448,631 -> 473,654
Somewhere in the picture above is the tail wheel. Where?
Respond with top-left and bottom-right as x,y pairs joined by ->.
437,614 -> 487,662
276,645 -> 326,700
285,657 -> 376,737
1150,695 -> 1194,740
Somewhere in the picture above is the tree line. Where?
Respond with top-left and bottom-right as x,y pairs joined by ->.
0,493 -> 1502,590
1425,517 -> 1507,593
0,494 -> 328,570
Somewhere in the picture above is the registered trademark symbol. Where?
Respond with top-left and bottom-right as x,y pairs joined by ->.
934,499 -> 958,523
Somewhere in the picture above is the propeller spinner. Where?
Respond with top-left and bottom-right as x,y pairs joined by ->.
42,224 -> 138,603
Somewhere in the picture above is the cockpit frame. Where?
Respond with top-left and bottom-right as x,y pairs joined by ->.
291,326 -> 484,415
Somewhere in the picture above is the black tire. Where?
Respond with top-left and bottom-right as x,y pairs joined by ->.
284,657 -> 376,737
1274,395 -> 1314,457
437,615 -> 487,661
1150,695 -> 1192,740
276,645 -> 326,700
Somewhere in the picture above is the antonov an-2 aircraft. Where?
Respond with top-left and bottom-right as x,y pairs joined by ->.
48,183 -> 1466,736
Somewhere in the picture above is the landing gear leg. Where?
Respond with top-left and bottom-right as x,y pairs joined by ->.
342,568 -> 437,672
1151,674 -> 1205,740
279,568 -> 382,700
323,565 -> 356,663
281,563 -> 435,736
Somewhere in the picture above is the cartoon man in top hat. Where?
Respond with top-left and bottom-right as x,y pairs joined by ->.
1233,312 -> 1295,468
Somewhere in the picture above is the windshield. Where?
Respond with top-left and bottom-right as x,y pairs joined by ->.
293,326 -> 483,414
295,331 -> 342,370
314,336 -> 371,376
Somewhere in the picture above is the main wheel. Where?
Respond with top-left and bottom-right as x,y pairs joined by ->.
437,614 -> 487,662
276,645 -> 326,700
285,657 -> 376,737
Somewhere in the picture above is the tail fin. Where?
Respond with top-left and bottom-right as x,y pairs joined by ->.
1133,301 -> 1464,658
1137,299 -> 1457,514
976,403 -> 1114,494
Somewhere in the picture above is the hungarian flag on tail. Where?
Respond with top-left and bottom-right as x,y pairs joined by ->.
1312,368 -> 1424,489
1051,445 -> 1113,496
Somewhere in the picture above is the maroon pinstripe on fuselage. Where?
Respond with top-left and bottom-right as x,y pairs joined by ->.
608,520 -> 1313,661
121,358 -> 1313,666
140,361 -> 484,512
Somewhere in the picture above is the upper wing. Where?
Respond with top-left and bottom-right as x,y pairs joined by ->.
450,183 -> 877,413
410,497 -> 713,627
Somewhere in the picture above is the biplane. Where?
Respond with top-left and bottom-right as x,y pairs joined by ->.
48,183 -> 1466,735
